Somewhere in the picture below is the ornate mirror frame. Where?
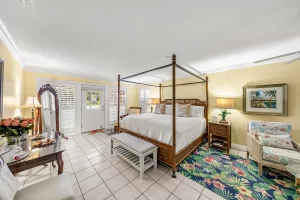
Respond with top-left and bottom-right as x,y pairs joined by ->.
37,84 -> 59,134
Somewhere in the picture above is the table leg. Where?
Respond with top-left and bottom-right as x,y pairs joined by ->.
56,152 -> 64,175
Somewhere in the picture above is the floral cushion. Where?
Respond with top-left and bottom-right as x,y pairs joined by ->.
258,133 -> 295,150
249,121 -> 292,136
176,104 -> 191,117
263,146 -> 300,165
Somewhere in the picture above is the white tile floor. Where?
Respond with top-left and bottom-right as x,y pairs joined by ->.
16,132 -> 248,200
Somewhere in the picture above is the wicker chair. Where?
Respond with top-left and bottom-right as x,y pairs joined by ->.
247,121 -> 300,176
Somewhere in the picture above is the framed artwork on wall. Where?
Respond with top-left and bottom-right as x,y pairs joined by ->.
243,83 -> 288,116
0,58 -> 3,118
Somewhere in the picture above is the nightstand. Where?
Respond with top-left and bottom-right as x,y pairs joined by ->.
208,121 -> 231,153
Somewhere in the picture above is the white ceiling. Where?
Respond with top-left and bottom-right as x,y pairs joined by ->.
0,0 -> 300,82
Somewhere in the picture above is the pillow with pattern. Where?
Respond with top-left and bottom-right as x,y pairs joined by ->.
176,104 -> 192,117
257,133 -> 295,150
154,104 -> 166,114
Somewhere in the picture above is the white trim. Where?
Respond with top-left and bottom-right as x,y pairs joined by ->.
28,67 -> 115,82
0,18 -> 23,66
232,143 -> 248,152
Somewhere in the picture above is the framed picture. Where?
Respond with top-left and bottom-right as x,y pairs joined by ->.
243,83 -> 288,116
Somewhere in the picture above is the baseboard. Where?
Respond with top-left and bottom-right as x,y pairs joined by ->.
232,143 -> 247,152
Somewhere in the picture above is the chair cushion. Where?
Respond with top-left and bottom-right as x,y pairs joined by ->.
258,133 -> 295,150
249,121 -> 292,136
111,133 -> 156,154
263,146 -> 300,165
14,174 -> 74,200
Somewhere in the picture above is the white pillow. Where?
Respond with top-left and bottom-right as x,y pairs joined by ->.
165,105 -> 172,114
191,106 -> 204,117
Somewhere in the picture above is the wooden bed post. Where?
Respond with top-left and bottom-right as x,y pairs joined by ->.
118,74 -> 120,133
172,54 -> 177,178
206,76 -> 208,131
159,83 -> 162,103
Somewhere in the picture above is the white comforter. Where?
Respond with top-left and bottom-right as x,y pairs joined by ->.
120,113 -> 206,152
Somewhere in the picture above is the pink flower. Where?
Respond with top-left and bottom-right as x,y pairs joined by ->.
194,163 -> 201,168
0,121 -> 2,126
204,179 -> 211,185
204,156 -> 214,164
183,164 -> 194,170
11,122 -> 20,126
29,119 -> 34,124
21,121 -> 29,127
3,119 -> 12,126
212,180 -> 225,190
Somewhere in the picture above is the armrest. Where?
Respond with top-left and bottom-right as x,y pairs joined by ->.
292,141 -> 300,152
247,133 -> 263,161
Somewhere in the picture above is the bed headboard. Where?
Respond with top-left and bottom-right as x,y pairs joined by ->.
161,99 -> 208,130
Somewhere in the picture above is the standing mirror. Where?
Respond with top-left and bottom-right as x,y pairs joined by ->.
37,84 -> 59,134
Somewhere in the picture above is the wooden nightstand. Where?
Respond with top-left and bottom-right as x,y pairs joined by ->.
208,121 -> 231,153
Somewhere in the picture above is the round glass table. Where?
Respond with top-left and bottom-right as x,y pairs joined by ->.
286,164 -> 300,194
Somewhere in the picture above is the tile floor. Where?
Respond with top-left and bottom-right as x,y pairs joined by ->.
16,132 -> 248,200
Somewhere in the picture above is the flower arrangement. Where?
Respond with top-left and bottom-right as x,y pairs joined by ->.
0,117 -> 34,137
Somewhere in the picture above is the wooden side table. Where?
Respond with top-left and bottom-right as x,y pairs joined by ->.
208,121 -> 231,153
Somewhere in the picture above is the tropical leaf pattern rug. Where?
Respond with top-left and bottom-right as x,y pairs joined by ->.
177,145 -> 300,200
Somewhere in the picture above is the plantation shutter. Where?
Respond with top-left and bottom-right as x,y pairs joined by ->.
140,88 -> 150,113
109,88 -> 126,125
60,86 -> 76,133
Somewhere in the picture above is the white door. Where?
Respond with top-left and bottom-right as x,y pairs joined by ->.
41,91 -> 56,132
81,85 -> 105,132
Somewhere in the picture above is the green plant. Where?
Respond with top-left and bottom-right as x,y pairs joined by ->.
219,109 -> 231,121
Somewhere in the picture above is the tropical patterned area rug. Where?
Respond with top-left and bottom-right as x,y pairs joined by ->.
177,145 -> 300,200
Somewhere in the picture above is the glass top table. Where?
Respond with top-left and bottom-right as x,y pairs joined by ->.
7,132 -> 65,175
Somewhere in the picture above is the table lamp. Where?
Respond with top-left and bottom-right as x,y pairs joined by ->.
21,96 -> 42,118
147,98 -> 160,113
216,97 -> 234,124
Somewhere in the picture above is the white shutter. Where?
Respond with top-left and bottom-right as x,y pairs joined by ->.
109,88 -> 126,124
60,86 -> 76,133
140,88 -> 150,113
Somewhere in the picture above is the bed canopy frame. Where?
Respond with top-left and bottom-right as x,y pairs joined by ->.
117,54 -> 208,178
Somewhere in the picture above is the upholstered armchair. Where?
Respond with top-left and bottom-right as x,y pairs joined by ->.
247,120 -> 300,176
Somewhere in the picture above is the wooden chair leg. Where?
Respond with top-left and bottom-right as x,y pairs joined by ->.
258,163 -> 263,176
247,151 -> 249,158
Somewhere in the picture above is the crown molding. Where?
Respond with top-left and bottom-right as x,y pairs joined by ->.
24,66 -> 117,83
0,19 -> 23,66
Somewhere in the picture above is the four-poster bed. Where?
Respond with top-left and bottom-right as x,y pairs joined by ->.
117,54 -> 208,178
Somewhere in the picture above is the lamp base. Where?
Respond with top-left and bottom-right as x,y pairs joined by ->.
219,120 -> 228,124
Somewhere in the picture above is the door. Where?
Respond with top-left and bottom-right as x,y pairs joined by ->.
81,85 -> 105,132
41,91 -> 56,132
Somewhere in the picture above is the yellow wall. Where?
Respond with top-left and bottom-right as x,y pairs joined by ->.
23,71 -> 138,117
157,61 -> 300,145
0,41 -> 24,118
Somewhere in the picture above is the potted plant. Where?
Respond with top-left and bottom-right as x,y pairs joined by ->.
0,117 -> 34,145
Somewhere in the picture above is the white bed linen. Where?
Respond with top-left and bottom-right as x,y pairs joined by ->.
120,113 -> 206,152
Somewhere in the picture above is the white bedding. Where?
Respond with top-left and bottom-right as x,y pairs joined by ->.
120,113 -> 206,152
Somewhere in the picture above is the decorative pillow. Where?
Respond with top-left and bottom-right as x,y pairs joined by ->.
176,104 -> 191,117
257,133 -> 295,150
154,105 -> 160,114
154,104 -> 166,114
160,104 -> 166,114
190,106 -> 204,117
165,105 -> 172,114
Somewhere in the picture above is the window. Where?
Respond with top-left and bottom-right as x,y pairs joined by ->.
86,91 -> 101,109
140,88 -> 150,113
60,86 -> 76,133
109,88 -> 126,124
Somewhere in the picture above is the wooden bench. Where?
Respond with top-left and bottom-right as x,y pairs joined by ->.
111,133 -> 158,179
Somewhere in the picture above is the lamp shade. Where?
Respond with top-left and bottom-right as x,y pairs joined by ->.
21,96 -> 42,108
147,98 -> 160,105
216,98 -> 234,109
